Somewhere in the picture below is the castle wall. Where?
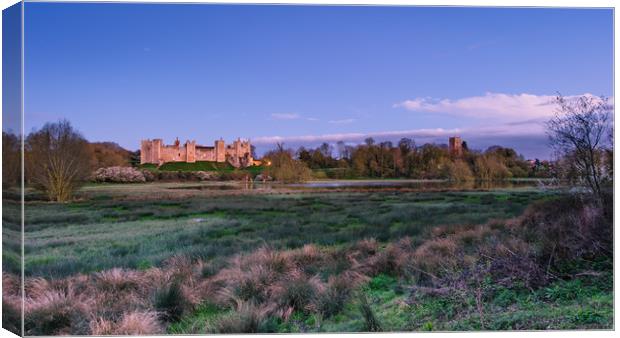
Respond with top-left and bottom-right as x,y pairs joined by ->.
160,145 -> 186,163
196,147 -> 216,161
140,138 -> 253,168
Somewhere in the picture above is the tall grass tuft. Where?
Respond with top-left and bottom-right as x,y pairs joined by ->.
155,281 -> 191,322
24,290 -> 91,335
357,292 -> 382,332
212,301 -> 268,333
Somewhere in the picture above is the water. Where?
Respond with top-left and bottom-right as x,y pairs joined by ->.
287,179 -> 550,191
167,179 -> 555,192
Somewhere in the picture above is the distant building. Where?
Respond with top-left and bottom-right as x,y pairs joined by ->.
449,136 -> 463,156
140,138 -> 253,168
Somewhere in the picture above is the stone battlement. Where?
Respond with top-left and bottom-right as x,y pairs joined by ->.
140,137 -> 253,168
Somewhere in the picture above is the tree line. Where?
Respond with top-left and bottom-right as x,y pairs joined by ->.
2,94 -> 612,202
288,138 -> 549,181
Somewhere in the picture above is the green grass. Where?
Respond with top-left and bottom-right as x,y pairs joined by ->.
139,161 -> 265,175
239,272 -> 613,333
17,181 -> 613,332
158,161 -> 235,172
24,185 -> 551,277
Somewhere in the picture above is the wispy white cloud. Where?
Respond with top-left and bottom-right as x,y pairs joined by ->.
252,128 -> 461,145
270,113 -> 301,120
393,92 -> 608,120
251,116 -> 553,146
328,118 -> 356,124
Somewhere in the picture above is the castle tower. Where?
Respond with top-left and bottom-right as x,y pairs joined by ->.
215,139 -> 225,162
140,140 -> 151,164
449,136 -> 463,157
152,139 -> 163,164
186,140 -> 196,163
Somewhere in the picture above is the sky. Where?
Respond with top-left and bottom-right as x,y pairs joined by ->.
21,3 -> 614,159
3,2 -> 21,135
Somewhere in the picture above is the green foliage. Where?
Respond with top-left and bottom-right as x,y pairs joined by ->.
168,303 -> 226,334
296,138 -> 533,180
422,321 -> 434,331
263,145 -> 312,183
159,161 -> 235,172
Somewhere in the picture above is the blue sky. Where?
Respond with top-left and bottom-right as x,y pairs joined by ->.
3,2 -> 21,134
22,4 -> 613,158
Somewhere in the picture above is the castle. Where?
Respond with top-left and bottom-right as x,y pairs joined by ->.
140,138 -> 254,168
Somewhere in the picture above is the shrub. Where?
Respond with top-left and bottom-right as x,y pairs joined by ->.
92,166 -> 146,183
512,195 -> 612,269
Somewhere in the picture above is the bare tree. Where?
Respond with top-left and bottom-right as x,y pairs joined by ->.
26,120 -> 93,202
546,94 -> 612,198
2,131 -> 21,189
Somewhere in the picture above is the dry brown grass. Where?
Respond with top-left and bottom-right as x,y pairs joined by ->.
15,195 -> 609,335
90,311 -> 162,335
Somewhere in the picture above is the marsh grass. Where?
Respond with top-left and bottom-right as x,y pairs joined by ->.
13,183 -> 612,334
24,187 -> 549,277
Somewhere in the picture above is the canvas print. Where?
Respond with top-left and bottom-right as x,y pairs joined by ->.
1,2 -> 614,336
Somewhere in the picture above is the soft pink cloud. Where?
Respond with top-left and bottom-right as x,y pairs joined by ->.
393,92 -> 609,120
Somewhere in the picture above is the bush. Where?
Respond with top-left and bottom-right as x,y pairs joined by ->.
512,194 -> 612,269
92,166 -> 146,183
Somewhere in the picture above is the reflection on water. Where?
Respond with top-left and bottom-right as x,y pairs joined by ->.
288,179 -> 549,191
168,179 -> 554,192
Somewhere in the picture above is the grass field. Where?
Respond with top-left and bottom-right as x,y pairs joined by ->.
24,184 -> 549,277
10,181 -> 612,334
139,161 -> 265,175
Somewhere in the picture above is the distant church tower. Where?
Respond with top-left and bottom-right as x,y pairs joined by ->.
449,136 -> 463,156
